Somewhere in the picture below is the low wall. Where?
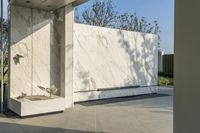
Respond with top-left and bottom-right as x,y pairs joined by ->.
73,23 -> 158,101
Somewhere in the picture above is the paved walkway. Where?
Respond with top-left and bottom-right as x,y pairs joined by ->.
0,87 -> 173,133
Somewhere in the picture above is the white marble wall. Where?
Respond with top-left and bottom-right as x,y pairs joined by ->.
73,24 -> 158,92
10,5 -> 158,104
64,4 -> 74,108
10,6 -> 32,98
10,6 -> 61,98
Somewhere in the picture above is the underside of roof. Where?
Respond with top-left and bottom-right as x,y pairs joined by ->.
9,0 -> 88,10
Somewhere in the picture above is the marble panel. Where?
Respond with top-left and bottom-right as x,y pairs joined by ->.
10,6 -> 61,98
10,6 -> 32,98
73,24 -> 158,93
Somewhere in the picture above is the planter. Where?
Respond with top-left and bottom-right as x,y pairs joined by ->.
8,95 -> 65,117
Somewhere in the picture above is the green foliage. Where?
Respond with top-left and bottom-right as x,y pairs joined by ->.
0,18 -> 9,84
158,76 -> 174,86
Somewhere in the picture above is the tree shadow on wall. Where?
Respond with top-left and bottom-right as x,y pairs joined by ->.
117,30 -> 158,87
75,29 -> 158,101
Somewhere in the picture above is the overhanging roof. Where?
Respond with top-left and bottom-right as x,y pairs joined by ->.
9,0 -> 88,10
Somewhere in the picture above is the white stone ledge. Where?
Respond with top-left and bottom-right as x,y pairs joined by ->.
8,95 -> 65,117
74,86 -> 158,102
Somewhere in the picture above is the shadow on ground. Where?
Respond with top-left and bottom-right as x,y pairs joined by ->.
0,122 -> 106,133
0,110 -> 66,119
0,111 -> 19,119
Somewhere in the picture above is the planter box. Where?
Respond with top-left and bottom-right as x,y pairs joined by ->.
8,95 -> 65,117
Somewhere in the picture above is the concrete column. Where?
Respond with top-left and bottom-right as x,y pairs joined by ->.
64,4 -> 74,108
158,50 -> 164,73
175,0 -> 200,132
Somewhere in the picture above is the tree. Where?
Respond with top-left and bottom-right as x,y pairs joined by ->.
0,18 -> 9,80
117,13 -> 161,43
75,0 -> 117,27
75,0 -> 161,45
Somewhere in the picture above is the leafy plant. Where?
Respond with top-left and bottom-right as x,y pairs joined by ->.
158,76 -> 174,86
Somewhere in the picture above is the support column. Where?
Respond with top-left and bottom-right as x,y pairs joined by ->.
175,0 -> 200,132
63,4 -> 74,108
0,0 -> 4,113
158,50 -> 164,73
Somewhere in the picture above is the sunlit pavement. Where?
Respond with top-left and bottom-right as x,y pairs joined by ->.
0,87 -> 173,133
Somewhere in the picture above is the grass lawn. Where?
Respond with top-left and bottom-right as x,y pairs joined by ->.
158,76 -> 174,86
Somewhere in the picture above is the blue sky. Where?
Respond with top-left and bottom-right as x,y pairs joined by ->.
3,0 -> 174,53
2,0 -> 8,18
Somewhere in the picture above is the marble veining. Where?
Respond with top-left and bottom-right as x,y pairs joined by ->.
10,5 -> 158,104
73,23 -> 158,92
10,6 -> 61,98
10,6 -> 33,98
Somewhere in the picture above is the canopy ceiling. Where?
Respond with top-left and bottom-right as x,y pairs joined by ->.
9,0 -> 88,10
